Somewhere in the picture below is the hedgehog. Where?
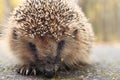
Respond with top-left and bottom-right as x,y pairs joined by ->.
6,0 -> 94,78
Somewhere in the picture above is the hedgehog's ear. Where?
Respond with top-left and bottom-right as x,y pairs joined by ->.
72,29 -> 79,39
73,29 -> 78,36
12,28 -> 19,39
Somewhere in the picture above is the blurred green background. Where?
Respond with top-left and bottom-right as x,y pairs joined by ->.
0,0 -> 120,43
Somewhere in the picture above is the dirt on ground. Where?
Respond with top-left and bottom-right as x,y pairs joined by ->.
0,41 -> 120,80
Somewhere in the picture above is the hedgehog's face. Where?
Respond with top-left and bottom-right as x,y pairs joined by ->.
13,34 -> 65,77
28,37 -> 65,77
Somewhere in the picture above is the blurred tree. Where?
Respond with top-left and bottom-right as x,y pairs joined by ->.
79,0 -> 120,42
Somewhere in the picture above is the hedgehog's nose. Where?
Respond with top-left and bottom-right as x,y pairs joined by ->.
44,68 -> 55,78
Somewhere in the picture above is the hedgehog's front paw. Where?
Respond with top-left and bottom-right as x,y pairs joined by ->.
17,64 -> 40,75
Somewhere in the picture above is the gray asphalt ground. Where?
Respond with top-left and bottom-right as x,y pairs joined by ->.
0,40 -> 120,80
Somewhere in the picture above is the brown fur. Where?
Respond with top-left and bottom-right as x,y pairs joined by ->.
6,0 -> 94,77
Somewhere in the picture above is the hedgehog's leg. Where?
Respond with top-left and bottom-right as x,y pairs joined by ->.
17,42 -> 42,76
17,63 -> 40,75
11,29 -> 41,75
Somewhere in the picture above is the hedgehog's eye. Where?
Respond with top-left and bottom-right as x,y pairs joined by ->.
56,40 -> 65,60
28,42 -> 37,52
57,40 -> 65,51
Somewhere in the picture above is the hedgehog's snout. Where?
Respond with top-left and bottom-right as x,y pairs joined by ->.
44,65 -> 55,78
36,57 -> 60,78
44,62 -> 60,78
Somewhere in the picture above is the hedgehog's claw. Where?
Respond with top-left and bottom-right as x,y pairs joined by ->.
17,64 -> 39,76
32,68 -> 37,75
26,68 -> 29,75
